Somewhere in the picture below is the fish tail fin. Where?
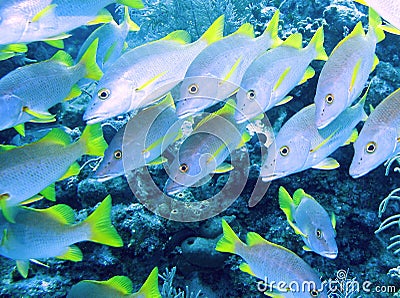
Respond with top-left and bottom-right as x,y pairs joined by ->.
200,15 -> 225,45
123,6 -> 139,32
79,124 -> 108,156
215,219 -> 245,254
83,195 -> 123,247
134,267 -> 162,298
78,38 -> 103,81
278,186 -> 295,222
116,0 -> 144,9
368,7 -> 385,43
262,9 -> 282,48
307,27 -> 328,61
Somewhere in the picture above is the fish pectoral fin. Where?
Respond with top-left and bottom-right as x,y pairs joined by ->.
298,66 -> 315,85
104,41 -> 117,64
1,228 -> 8,246
342,128 -> 358,146
39,183 -> 56,202
331,212 -> 337,230
371,54 -> 379,72
213,162 -> 234,173
146,156 -> 168,166
59,162 -> 81,180
64,84 -> 82,101
278,186 -> 295,221
31,4 -> 57,22
0,144 -> 17,151
311,157 -> 340,170
13,123 -> 25,136
273,67 -> 291,91
288,220 -> 308,238
310,128 -> 339,153
302,245 -> 312,251
56,245 -> 83,262
239,263 -> 256,277
135,71 -> 168,92
275,95 -> 293,106
16,260 -> 30,278
23,107 -> 56,121
220,56 -> 243,85
349,58 -> 362,94
87,9 -> 113,25
29,259 -> 49,268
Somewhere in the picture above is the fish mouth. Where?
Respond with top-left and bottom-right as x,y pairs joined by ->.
93,173 -> 121,182
322,251 -> 338,259
261,173 -> 282,182
233,113 -> 247,124
176,109 -> 196,119
349,166 -> 368,179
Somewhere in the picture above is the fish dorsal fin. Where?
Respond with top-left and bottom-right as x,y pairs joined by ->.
283,33 -> 303,49
38,128 -> 71,146
64,84 -> 82,101
56,245 -> 83,261
30,204 -> 75,225
31,4 -> 57,22
234,23 -> 255,38
162,30 -> 191,44
331,22 -> 365,56
101,276 -> 133,295
273,66 -> 291,91
246,231 -> 268,246
16,260 -> 30,278
298,66 -> 315,85
262,9 -> 282,48
349,58 -> 362,93
200,15 -> 225,45
292,188 -> 308,206
278,186 -> 295,221
134,267 -> 161,297
331,212 -> 336,230
311,157 -> 339,170
50,50 -> 74,66
195,99 -> 235,129
39,183 -> 56,201
104,41 -> 117,64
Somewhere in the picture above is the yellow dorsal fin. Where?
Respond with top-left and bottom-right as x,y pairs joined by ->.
246,231 -> 268,246
349,59 -> 362,93
283,33 -> 303,49
293,188 -> 312,205
273,66 -> 291,91
134,267 -> 162,297
31,4 -> 57,22
25,203 -> 75,224
161,30 -> 191,44
37,128 -> 71,146
50,50 -> 74,66
116,0 -> 144,9
298,66 -> 315,85
101,276 -> 133,295
261,9 -> 282,48
234,23 -> 254,38
123,6 -> 140,32
200,15 -> 225,44
135,71 -> 168,91
310,128 -> 338,153
331,22 -> 365,56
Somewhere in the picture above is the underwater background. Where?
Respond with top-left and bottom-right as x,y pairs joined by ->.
0,0 -> 400,297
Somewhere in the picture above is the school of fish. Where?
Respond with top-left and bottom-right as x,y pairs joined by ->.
0,0 -> 399,296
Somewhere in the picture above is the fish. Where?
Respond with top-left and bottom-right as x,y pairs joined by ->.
0,124 -> 108,222
0,195 -> 123,278
350,88 -> 400,178
164,100 -> 250,195
83,15 -> 225,124
94,94 -> 183,181
67,267 -> 161,298
313,7 -> 385,129
75,7 -> 139,71
235,27 -> 328,123
0,39 -> 102,135
354,0 -> 400,32
0,0 -> 144,47
215,219 -> 328,298
0,44 -> 28,61
176,10 -> 282,119
261,93 -> 367,182
278,186 -> 338,259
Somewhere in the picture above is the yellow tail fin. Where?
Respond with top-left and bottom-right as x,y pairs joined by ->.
83,195 -> 123,247
134,267 -> 162,298
215,219 -> 245,254
79,124 -> 108,156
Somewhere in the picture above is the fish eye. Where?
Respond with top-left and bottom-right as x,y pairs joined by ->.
365,141 -> 377,154
179,163 -> 189,173
310,289 -> 319,297
98,88 -> 111,100
188,84 -> 199,95
325,93 -> 334,104
247,89 -> 256,100
279,145 -> 290,156
114,150 -> 122,159
316,229 -> 322,239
